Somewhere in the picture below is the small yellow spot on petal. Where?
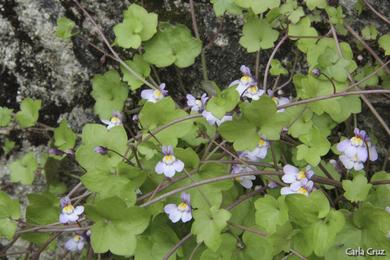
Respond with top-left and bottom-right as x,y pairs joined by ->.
248,85 -> 258,94
63,204 -> 74,214
110,116 -> 121,123
297,171 -> 306,180
241,75 -> 251,83
272,97 -> 279,105
351,136 -> 363,146
298,187 -> 308,195
178,202 -> 189,211
74,235 -> 81,241
258,138 -> 266,147
153,90 -> 162,98
163,155 -> 175,164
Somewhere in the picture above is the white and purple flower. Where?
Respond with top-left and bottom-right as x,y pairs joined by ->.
241,82 -> 265,100
164,192 -> 192,223
231,164 -> 256,189
101,112 -> 123,129
59,197 -> 84,224
240,137 -> 269,161
65,234 -> 85,252
337,128 -> 378,170
281,178 -> 314,196
229,65 -> 256,96
186,93 -> 208,112
281,164 -> 314,184
155,146 -> 184,177
141,83 -> 168,103
267,90 -> 290,112
201,110 -> 232,126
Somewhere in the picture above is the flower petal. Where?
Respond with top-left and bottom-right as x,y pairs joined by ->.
155,161 -> 165,174
283,164 -> 299,175
74,206 -> 84,215
173,160 -> 184,172
181,211 -> 192,223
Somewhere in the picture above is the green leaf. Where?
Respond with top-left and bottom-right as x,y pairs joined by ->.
54,119 -> 76,150
143,23 -> 202,68
240,96 -> 285,140
235,231 -> 273,259
296,127 -> 331,166
218,118 -> 258,151
55,17 -> 75,40
342,174 -> 372,202
114,4 -> 158,49
91,70 -> 129,119
239,15 -> 279,52
15,98 -> 41,128
139,97 -> 194,145
75,124 -> 128,171
254,195 -> 288,234
206,87 -> 239,118
211,0 -> 242,16
234,0 -> 280,14
9,152 -> 38,185
3,139 -> 15,155
121,54 -> 151,90
367,171 -> 390,208
26,192 -> 59,225
191,206 -> 231,251
270,59 -> 288,75
0,192 -> 20,220
280,0 -> 305,24
0,219 -> 17,240
303,209 -> 345,256
304,0 -> 328,10
288,17 -> 318,53
361,24 -> 378,40
285,190 -> 330,226
0,107 -> 13,127
353,64 -> 379,88
200,233 -> 236,259
378,34 -> 390,55
174,147 -> 200,170
86,197 -> 150,256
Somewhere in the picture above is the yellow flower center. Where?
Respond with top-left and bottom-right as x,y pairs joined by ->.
297,171 -> 306,180
163,155 -> 175,164
195,100 -> 202,107
178,202 -> 189,211
110,116 -> 121,123
73,235 -> 81,241
258,138 -> 266,147
241,75 -> 252,83
63,204 -> 74,214
272,97 -> 279,105
351,136 -> 364,146
153,89 -> 162,98
234,176 -> 241,182
298,187 -> 308,195
248,85 -> 258,94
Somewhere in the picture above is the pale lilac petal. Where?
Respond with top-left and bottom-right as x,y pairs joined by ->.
283,164 -> 299,175
77,241 -> 84,251
354,128 -> 360,136
339,155 -> 354,169
65,238 -> 78,251
181,192 -> 190,204
337,139 -> 350,152
278,97 -> 290,106
164,165 -> 176,177
162,145 -> 173,155
344,145 -> 358,158
173,160 -> 184,172
240,178 -> 253,189
74,206 -> 84,215
59,213 -> 68,224
155,162 -> 165,174
168,210 -> 182,223
369,145 -> 378,161
256,147 -> 268,159
66,213 -> 79,222
141,89 -> 155,101
356,146 -> 368,162
101,119 -> 111,125
281,187 -> 294,195
219,115 -> 232,125
282,173 -> 297,184
235,83 -> 248,96
240,65 -> 251,76
306,181 -> 314,191
228,79 -> 241,88
290,181 -> 302,191
202,110 -> 217,125
164,204 -> 178,215
353,161 -> 364,171
181,211 -> 192,223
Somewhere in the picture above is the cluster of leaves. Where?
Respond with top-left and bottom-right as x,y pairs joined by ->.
0,0 -> 389,259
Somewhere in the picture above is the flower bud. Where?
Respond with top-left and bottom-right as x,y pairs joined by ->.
311,68 -> 321,77
49,148 -> 65,156
94,146 -> 108,155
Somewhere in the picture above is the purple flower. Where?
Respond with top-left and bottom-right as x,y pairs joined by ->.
65,235 -> 85,252
186,93 -> 208,112
164,192 -> 192,223
239,137 -> 269,161
281,178 -> 314,196
231,165 -> 256,189
267,90 -> 290,112
141,83 -> 168,103
49,148 -> 65,156
201,110 -> 232,126
312,68 -> 321,77
282,164 -> 314,184
155,146 -> 184,177
229,65 -> 256,95
268,181 -> 278,189
59,197 -> 84,224
337,128 -> 378,170
101,111 -> 123,130
94,146 -> 108,155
